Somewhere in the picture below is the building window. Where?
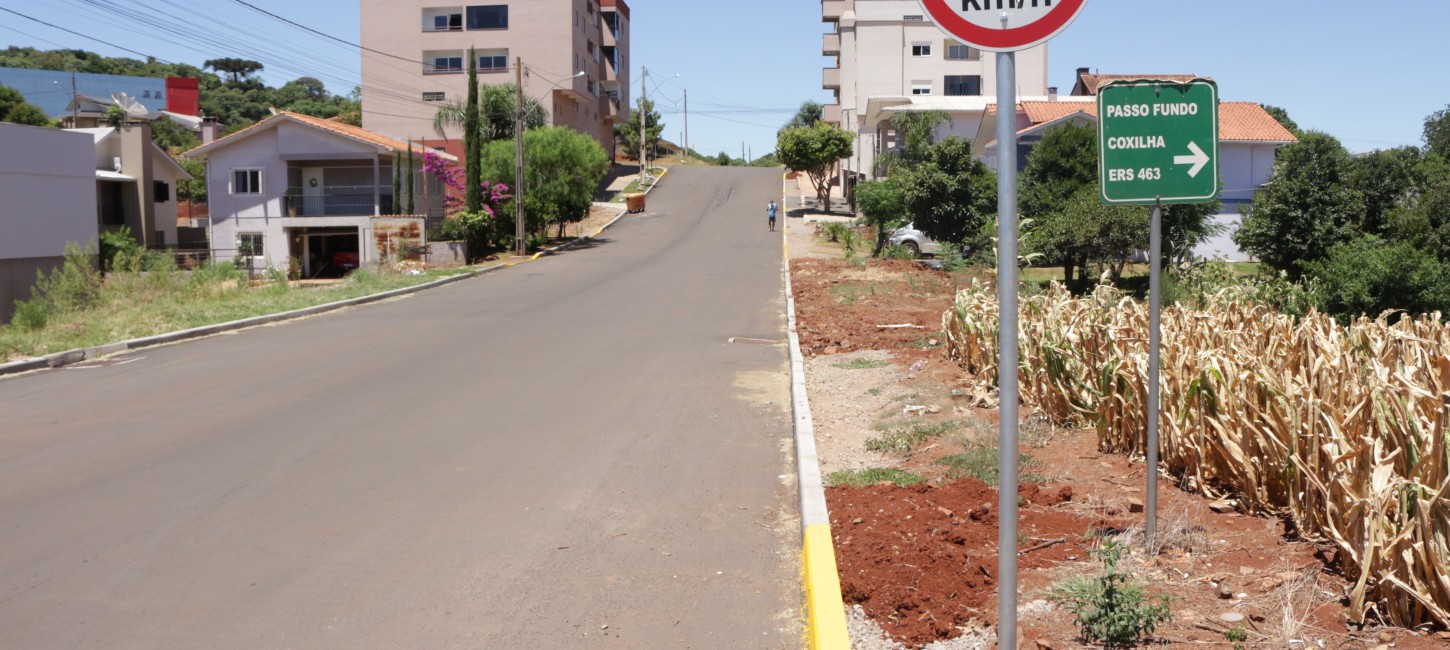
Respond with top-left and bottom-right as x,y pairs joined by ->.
237,233 -> 264,257
944,75 -> 982,96
232,168 -> 261,195
153,180 -> 170,203
424,51 -> 465,74
911,43 -> 932,57
423,8 -> 463,32
466,5 -> 508,30
478,49 -> 508,71
911,83 -> 932,96
945,43 -> 979,61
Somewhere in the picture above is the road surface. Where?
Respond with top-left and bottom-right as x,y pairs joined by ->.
0,167 -> 801,648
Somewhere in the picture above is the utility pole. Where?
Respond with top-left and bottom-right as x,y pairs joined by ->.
638,65 -> 648,185
70,72 -> 78,127
515,56 -> 527,258
683,88 -> 689,162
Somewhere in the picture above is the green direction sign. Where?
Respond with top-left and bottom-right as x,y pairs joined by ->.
1098,79 -> 1219,205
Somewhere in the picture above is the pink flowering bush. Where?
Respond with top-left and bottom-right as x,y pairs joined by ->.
425,151 -> 512,259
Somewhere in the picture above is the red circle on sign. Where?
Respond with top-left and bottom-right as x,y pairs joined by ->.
916,0 -> 1087,52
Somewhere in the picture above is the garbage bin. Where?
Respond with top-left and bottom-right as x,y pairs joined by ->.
625,193 -> 646,213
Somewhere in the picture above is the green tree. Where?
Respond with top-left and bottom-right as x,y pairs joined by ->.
1348,146 -> 1426,235
1260,104 -> 1300,136
899,137 -> 996,253
1304,235 -> 1450,322
0,84 -> 53,127
1019,121 -> 1100,283
1160,193 -> 1224,266
464,48 -> 482,215
878,110 -> 950,176
714,152 -> 732,166
175,156 -> 206,206
1027,186 -> 1150,285
1233,131 -> 1363,277
149,116 -> 199,152
1424,104 -> 1450,159
203,58 -> 264,85
1387,169 -> 1450,260
614,98 -> 664,162
479,126 -> 609,240
854,177 -> 907,256
777,121 -> 853,209
782,101 -> 823,130
432,84 -> 545,143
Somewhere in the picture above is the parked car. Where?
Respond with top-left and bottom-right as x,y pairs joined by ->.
888,223 -> 944,258
332,250 -> 360,271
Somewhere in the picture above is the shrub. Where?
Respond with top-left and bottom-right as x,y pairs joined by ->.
31,243 -> 102,312
1049,538 -> 1174,648
10,298 -> 48,331
878,243 -> 914,260
99,227 -> 146,272
1303,234 -> 1450,322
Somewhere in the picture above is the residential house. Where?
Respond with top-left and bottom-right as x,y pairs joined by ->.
0,66 -> 200,127
73,123 -> 193,250
821,0 -> 1050,180
0,123 -> 97,323
972,96 -> 1298,260
358,0 -> 631,158
182,111 -> 451,277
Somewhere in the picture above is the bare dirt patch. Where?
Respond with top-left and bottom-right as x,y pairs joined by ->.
791,252 -> 1448,649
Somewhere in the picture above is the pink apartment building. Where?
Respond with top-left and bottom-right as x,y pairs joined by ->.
359,0 -> 631,158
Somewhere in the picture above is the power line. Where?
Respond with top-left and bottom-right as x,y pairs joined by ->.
0,5 -> 172,63
228,0 -> 426,67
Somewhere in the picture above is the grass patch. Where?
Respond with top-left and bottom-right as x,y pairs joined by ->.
936,447 -> 1044,486
833,358 -> 889,370
1,250 -> 472,360
866,420 -> 960,454
867,387 -> 883,396
907,331 -> 945,349
829,282 -> 889,305
826,467 -> 926,488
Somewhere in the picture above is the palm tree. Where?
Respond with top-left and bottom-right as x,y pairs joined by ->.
431,84 -> 547,143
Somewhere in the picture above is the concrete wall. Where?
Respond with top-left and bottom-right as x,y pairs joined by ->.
0,123 -> 97,323
359,0 -> 625,155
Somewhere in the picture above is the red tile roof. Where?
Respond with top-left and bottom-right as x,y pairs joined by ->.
183,111 -> 449,159
1076,74 -> 1205,96
995,101 -> 1297,143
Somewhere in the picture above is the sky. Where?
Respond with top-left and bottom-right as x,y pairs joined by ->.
2,0 -> 1447,158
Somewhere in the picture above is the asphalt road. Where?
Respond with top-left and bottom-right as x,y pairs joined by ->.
0,167 -> 800,648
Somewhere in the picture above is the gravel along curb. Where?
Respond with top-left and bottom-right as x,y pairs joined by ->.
0,264 -> 502,378
783,171 -> 851,650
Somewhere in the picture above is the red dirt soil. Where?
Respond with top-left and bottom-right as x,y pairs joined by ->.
795,257 -> 1450,649
829,480 -> 1111,647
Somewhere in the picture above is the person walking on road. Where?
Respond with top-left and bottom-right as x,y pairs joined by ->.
767,200 -> 778,232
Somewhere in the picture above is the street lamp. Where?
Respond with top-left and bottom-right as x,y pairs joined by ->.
638,71 -> 680,185
516,68 -> 585,258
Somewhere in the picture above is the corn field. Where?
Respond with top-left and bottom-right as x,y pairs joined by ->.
943,281 -> 1450,628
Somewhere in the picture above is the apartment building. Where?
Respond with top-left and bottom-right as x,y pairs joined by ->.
359,0 -> 631,157
822,0 -> 1049,179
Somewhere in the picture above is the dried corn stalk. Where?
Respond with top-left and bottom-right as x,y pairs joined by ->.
943,281 -> 1450,627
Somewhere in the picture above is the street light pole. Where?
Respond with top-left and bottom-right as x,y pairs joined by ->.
638,65 -> 647,185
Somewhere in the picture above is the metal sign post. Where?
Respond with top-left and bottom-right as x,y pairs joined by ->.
1097,79 -> 1219,546
913,2 -> 1088,646
993,49 -> 1021,649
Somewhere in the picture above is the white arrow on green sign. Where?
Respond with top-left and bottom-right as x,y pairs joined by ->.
1097,79 -> 1219,205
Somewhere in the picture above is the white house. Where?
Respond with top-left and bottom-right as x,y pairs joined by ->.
72,124 -> 192,249
183,112 -> 450,277
0,123 -> 97,323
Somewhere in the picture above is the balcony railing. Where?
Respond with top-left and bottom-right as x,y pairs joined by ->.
284,186 -> 394,217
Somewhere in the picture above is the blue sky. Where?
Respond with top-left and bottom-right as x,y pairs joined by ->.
2,0 -> 1446,157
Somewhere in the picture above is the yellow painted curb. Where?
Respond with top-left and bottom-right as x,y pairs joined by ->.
803,523 -> 851,650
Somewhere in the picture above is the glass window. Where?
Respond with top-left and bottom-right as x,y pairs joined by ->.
232,168 -> 261,195
237,233 -> 264,257
912,43 -> 931,57
944,75 -> 982,96
467,5 -> 508,29
153,180 -> 170,203
945,44 -> 977,61
911,84 -> 932,96
479,54 -> 507,71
